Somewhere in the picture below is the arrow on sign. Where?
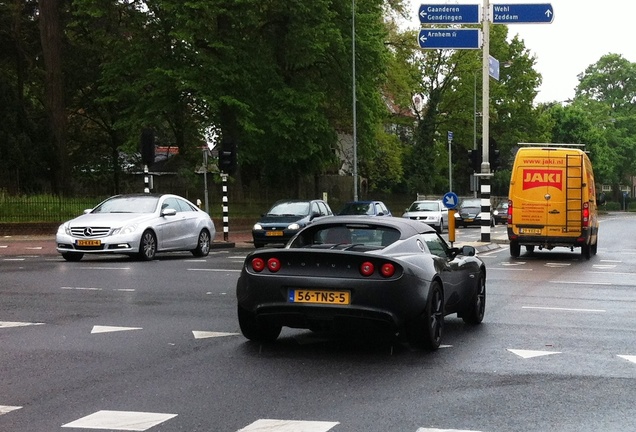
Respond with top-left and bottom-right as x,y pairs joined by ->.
418,29 -> 482,50
492,3 -> 554,24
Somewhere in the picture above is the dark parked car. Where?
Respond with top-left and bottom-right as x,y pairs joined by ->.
237,216 -> 486,350
338,200 -> 392,217
456,198 -> 495,228
56,193 -> 216,261
252,199 -> 333,248
493,201 -> 509,225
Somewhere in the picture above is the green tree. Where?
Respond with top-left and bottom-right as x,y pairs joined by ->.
573,54 -> 636,193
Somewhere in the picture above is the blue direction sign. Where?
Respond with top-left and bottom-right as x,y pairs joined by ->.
443,192 -> 459,210
418,29 -> 482,50
419,4 -> 481,24
492,3 -> 554,24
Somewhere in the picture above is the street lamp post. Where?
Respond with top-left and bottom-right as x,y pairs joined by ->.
448,131 -> 453,192
352,0 -> 358,201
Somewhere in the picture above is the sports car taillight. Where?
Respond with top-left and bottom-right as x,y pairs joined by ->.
251,257 -> 265,272
267,257 -> 281,272
380,263 -> 395,277
360,261 -> 375,276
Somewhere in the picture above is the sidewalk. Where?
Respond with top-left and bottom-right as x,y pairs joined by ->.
0,229 -> 503,257
0,230 -> 255,257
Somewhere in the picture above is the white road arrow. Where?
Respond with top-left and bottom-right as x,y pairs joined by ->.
192,331 -> 239,339
618,355 -> 636,364
508,349 -> 561,359
91,325 -> 142,334
0,321 -> 44,328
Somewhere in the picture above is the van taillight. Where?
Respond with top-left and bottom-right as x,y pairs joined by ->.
507,200 -> 513,224
582,202 -> 589,227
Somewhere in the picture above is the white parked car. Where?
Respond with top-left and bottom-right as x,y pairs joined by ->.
402,200 -> 448,233
56,193 -> 216,261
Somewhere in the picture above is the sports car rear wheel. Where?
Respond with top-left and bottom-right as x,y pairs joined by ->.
191,229 -> 211,257
238,306 -> 281,342
407,281 -> 444,350
462,271 -> 485,325
138,230 -> 157,261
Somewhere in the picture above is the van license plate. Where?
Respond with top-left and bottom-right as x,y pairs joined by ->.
520,228 -> 541,234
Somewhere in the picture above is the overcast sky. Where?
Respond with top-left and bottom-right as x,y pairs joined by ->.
406,0 -> 636,103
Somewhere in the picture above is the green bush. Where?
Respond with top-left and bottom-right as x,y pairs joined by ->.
603,201 -> 621,211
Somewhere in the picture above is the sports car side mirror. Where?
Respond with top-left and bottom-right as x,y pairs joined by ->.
461,245 -> 476,256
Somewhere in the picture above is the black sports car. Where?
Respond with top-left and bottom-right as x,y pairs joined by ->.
236,216 -> 486,350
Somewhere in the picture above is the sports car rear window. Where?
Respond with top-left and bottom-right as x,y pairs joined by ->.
291,226 -> 401,249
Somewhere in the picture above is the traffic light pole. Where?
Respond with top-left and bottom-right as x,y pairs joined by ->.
221,173 -> 229,242
480,0 -> 492,242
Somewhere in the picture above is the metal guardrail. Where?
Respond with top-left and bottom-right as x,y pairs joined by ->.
0,196 -> 109,223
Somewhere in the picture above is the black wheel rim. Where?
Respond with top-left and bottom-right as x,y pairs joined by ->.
430,288 -> 443,342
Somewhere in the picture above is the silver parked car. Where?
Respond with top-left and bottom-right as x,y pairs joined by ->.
402,199 -> 448,233
56,193 -> 216,261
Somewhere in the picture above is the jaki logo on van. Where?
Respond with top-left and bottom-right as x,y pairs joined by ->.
522,169 -> 563,190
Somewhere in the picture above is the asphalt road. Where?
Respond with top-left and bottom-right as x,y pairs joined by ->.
1,214 -> 635,432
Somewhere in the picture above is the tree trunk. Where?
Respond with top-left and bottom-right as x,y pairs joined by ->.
38,0 -> 68,194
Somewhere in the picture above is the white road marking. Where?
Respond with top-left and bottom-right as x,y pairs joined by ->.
91,325 -> 143,334
0,321 -> 45,328
188,268 -> 241,273
0,245 -> 7,249
618,355 -> 636,364
549,281 -> 612,286
81,267 -> 131,270
508,349 -> 561,359
0,406 -> 22,415
600,259 -> 622,263
522,306 -> 605,313
237,419 -> 339,432
592,264 -> 616,269
586,271 -> 636,276
62,286 -> 102,291
192,331 -> 239,339
2,258 -> 25,261
500,261 -> 526,266
25,246 -> 42,250
545,263 -> 571,267
488,267 -> 533,271
417,428 -> 482,432
62,410 -> 177,430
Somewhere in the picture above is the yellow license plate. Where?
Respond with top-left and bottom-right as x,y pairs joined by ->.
290,289 -> 351,305
266,231 -> 284,237
520,228 -> 541,234
77,239 -> 101,246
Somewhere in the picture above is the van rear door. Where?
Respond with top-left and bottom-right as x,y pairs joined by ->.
514,148 -> 568,237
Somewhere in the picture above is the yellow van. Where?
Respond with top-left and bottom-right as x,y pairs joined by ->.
507,144 -> 601,259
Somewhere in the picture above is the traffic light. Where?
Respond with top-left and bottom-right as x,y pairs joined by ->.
489,138 -> 501,172
218,143 -> 237,174
140,128 -> 155,165
468,149 -> 480,172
